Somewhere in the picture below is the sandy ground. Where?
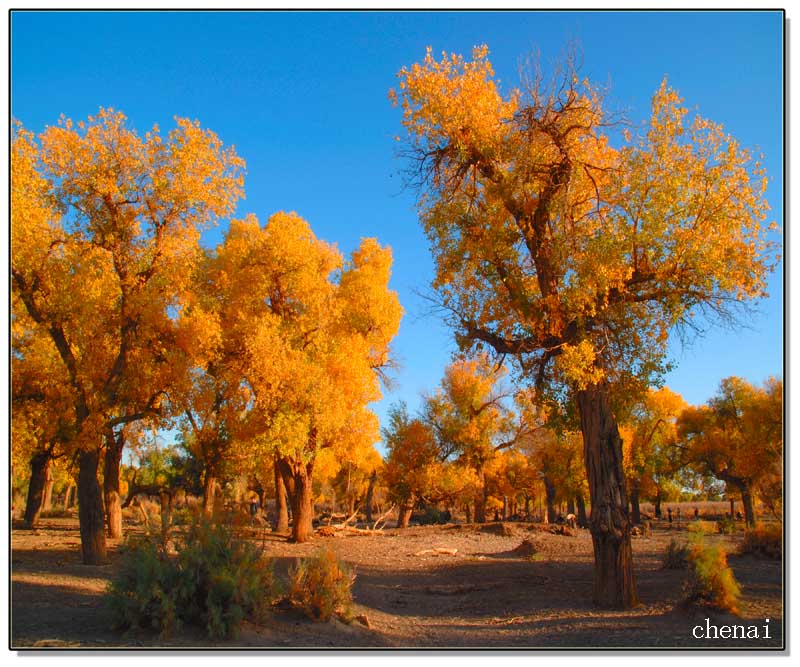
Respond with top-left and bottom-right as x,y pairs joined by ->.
10,515 -> 783,649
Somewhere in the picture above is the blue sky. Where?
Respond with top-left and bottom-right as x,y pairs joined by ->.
11,10 -> 784,446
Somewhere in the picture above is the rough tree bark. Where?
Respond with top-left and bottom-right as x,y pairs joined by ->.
77,449 -> 107,564
274,456 -> 289,533
577,379 -> 638,609
741,487 -> 756,527
397,502 -> 413,528
103,429 -> 124,539
277,456 -> 315,543
24,451 -> 51,529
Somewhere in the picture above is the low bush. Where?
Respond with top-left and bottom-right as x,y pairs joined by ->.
662,539 -> 690,569
740,523 -> 782,560
717,517 -> 737,535
683,539 -> 741,614
40,508 -> 72,519
686,520 -> 717,535
107,536 -> 182,638
288,548 -> 354,622
417,506 -> 450,525
108,518 -> 276,640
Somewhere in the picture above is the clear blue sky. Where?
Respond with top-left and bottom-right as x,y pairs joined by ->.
11,10 -> 784,448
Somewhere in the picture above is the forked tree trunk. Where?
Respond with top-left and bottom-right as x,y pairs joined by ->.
630,480 -> 641,525
203,474 -> 216,517
364,470 -> 377,523
576,494 -> 588,528
78,449 -> 107,565
577,380 -> 638,609
103,430 -> 124,539
543,475 -> 557,524
24,451 -> 51,528
277,457 -> 315,543
397,502 -> 413,528
274,457 -> 289,533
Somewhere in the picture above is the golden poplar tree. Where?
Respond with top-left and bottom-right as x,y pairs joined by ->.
392,46 -> 776,607
11,110 -> 244,562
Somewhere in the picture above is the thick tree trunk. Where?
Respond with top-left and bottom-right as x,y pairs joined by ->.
741,488 -> 756,527
576,494 -> 588,528
77,449 -> 107,565
502,496 -> 509,520
654,490 -> 662,518
630,480 -> 641,525
577,380 -> 638,609
567,497 -> 575,517
203,474 -> 216,517
543,475 -> 557,524
364,469 -> 377,523
103,430 -> 124,539
729,496 -> 735,519
277,457 -> 315,543
274,457 -> 289,533
464,503 -> 472,524
397,502 -> 412,528
24,451 -> 51,529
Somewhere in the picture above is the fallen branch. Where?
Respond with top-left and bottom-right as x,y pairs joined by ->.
413,547 -> 458,557
334,507 -> 360,529
372,504 -> 395,531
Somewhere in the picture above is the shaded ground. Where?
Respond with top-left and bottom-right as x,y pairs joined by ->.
10,516 -> 783,649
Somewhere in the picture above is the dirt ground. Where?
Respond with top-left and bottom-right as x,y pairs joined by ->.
10,514 -> 783,650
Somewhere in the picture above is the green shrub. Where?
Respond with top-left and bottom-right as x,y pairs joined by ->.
418,506 -> 445,525
662,539 -> 690,569
717,517 -> 737,535
107,536 -> 182,638
108,518 -> 276,640
174,520 -> 276,638
288,548 -> 354,622
684,539 -> 741,614
740,523 -> 782,560
170,506 -> 195,526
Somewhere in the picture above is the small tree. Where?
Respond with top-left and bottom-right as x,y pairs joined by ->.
678,377 -> 782,527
